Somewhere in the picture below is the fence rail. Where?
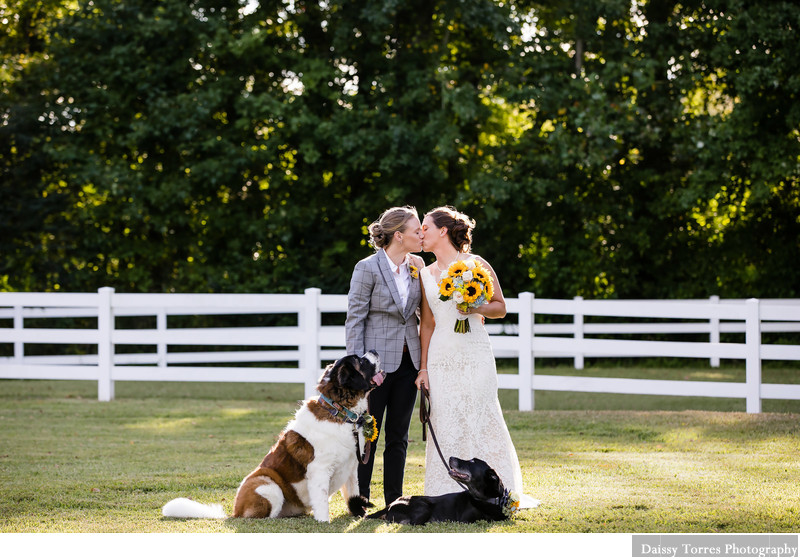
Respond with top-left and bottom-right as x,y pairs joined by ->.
1,288 -> 799,412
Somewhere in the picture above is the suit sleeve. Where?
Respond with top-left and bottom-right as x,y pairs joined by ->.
345,259 -> 373,356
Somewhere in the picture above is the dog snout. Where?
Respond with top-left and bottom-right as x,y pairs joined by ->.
448,456 -> 466,469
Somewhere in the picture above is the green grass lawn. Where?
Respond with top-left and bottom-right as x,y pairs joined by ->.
0,365 -> 798,534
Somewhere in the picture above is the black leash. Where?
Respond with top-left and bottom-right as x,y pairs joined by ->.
419,386 -> 467,490
354,430 -> 371,464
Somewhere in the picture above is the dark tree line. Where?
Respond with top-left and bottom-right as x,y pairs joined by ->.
2,0 -> 798,298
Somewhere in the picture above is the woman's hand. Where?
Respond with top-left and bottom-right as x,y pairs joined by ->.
415,369 -> 429,390
458,305 -> 486,323
457,305 -> 478,316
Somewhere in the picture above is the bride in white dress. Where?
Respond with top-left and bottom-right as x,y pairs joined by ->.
414,206 -> 539,508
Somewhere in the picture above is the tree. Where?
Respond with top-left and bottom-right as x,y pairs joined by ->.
2,0 -> 798,298
1,1 -> 76,291
472,0 -> 800,298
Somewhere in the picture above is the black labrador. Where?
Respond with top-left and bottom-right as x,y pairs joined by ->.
351,457 -> 519,525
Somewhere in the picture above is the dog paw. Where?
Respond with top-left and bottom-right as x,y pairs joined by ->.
347,495 -> 371,517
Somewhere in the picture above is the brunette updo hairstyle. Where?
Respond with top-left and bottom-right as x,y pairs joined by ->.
425,206 -> 476,253
368,206 -> 419,250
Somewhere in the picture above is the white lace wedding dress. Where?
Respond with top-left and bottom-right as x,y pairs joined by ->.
421,266 -> 539,508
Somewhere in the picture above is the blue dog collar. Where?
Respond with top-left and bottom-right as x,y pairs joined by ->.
318,393 -> 361,423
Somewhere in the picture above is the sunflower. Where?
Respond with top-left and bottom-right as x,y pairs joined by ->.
463,281 -> 483,304
439,277 -> 455,298
448,260 -> 468,277
485,280 -> 494,300
363,414 -> 378,442
473,265 -> 490,283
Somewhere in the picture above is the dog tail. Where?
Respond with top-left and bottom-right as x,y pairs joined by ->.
347,495 -> 371,518
162,497 -> 226,519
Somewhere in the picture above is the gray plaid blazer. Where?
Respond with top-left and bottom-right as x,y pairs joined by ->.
345,249 -> 422,374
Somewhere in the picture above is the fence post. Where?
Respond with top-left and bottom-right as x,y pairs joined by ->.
301,288 -> 321,400
97,287 -> 115,402
745,298 -> 762,414
518,292 -> 534,411
709,295 -> 720,368
574,296 -> 584,370
157,310 -> 167,368
13,305 -> 23,365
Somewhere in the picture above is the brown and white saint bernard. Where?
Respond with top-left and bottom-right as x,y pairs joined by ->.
162,350 -> 385,522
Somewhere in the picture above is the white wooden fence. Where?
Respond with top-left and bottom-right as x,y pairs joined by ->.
1,288 -> 799,413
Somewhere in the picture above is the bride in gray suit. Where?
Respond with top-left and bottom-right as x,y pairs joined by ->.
345,206 -> 425,507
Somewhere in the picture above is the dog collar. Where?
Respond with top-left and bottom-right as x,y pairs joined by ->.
492,488 -> 521,517
318,394 -> 368,426
317,394 -> 362,423
317,394 -> 378,443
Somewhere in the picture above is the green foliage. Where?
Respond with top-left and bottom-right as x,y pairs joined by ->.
2,1 -> 798,297
485,0 -> 800,298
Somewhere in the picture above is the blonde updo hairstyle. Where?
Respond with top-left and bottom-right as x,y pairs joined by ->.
368,206 -> 419,250
425,206 -> 475,253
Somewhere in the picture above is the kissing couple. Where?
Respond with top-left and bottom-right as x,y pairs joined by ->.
345,205 -> 539,509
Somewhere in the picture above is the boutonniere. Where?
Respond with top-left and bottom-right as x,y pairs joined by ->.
409,264 -> 419,279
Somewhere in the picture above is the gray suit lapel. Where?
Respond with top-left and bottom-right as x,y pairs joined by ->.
377,250 -> 404,314
403,272 -> 421,318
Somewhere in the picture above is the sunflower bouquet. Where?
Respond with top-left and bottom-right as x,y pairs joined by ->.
438,258 -> 494,333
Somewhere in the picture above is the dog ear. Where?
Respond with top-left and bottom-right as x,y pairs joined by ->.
334,356 -> 360,385
335,355 -> 375,396
479,470 -> 504,499
317,361 -> 337,386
